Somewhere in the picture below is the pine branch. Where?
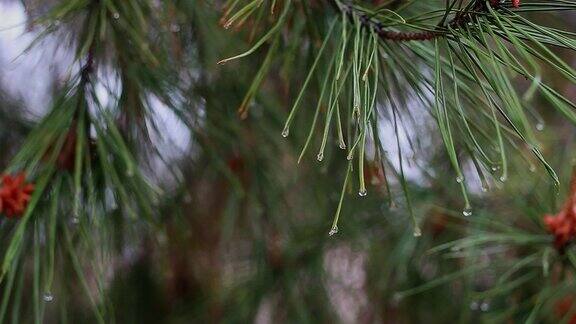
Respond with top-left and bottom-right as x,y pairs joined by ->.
331,0 -> 520,41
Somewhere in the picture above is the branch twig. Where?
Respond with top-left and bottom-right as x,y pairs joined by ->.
330,0 -> 512,42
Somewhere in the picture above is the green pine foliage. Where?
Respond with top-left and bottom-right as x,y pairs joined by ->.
0,0 -> 574,322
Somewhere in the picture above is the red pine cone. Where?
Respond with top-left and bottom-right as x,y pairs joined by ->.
0,172 -> 34,218
544,171 -> 576,250
544,210 -> 576,250
555,296 -> 576,324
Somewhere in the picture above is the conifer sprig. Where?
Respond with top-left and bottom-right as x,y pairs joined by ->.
222,0 -> 576,235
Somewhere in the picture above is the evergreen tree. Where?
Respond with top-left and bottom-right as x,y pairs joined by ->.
0,0 -> 575,322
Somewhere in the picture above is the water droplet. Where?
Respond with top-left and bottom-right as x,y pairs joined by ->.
450,245 -> 463,252
529,165 -> 536,172
470,301 -> 479,310
339,142 -> 346,150
358,189 -> 367,197
71,216 -> 80,224
481,186 -> 488,192
480,301 -> 490,312
346,153 -> 353,161
413,227 -> 422,237
126,168 -> 134,177
392,293 -> 403,304
281,128 -> 289,138
43,292 -> 54,302
491,165 -> 500,172
462,207 -> 472,217
536,122 -> 545,131
170,23 -> 181,33
317,152 -> 324,162
499,175 -> 507,182
328,226 -> 339,236
113,12 -> 120,19
456,176 -> 464,183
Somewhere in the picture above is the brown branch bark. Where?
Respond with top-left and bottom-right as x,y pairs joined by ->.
329,0 -> 512,42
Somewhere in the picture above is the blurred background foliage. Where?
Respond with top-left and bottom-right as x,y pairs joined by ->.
0,0 -> 574,323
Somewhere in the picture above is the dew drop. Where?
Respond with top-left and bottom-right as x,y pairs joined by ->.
456,176 -> 464,183
481,186 -> 488,192
71,216 -> 80,225
413,227 -> 422,237
480,301 -> 490,312
328,226 -> 339,236
346,153 -> 353,161
469,301 -> 479,311
113,12 -> 120,19
491,165 -> 500,172
529,165 -> 536,173
339,142 -> 347,150
358,189 -> 367,197
536,122 -> 545,131
499,175 -> 507,182
281,128 -> 289,138
170,23 -> 181,33
317,152 -> 324,162
392,293 -> 403,304
462,207 -> 472,217
450,245 -> 463,252
43,292 -> 54,302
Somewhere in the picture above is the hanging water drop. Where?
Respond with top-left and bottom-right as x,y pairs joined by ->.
529,165 -> 536,173
339,142 -> 346,150
450,245 -> 463,252
358,189 -> 367,197
71,216 -> 80,225
413,227 -> 422,237
170,23 -> 181,33
480,301 -> 490,312
456,176 -> 464,183
462,207 -> 472,217
469,301 -> 479,311
43,292 -> 54,302
536,122 -> 545,131
113,12 -> 120,19
481,185 -> 488,192
328,226 -> 339,236
281,128 -> 289,138
317,152 -> 324,162
392,292 -> 403,305
499,175 -> 507,182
